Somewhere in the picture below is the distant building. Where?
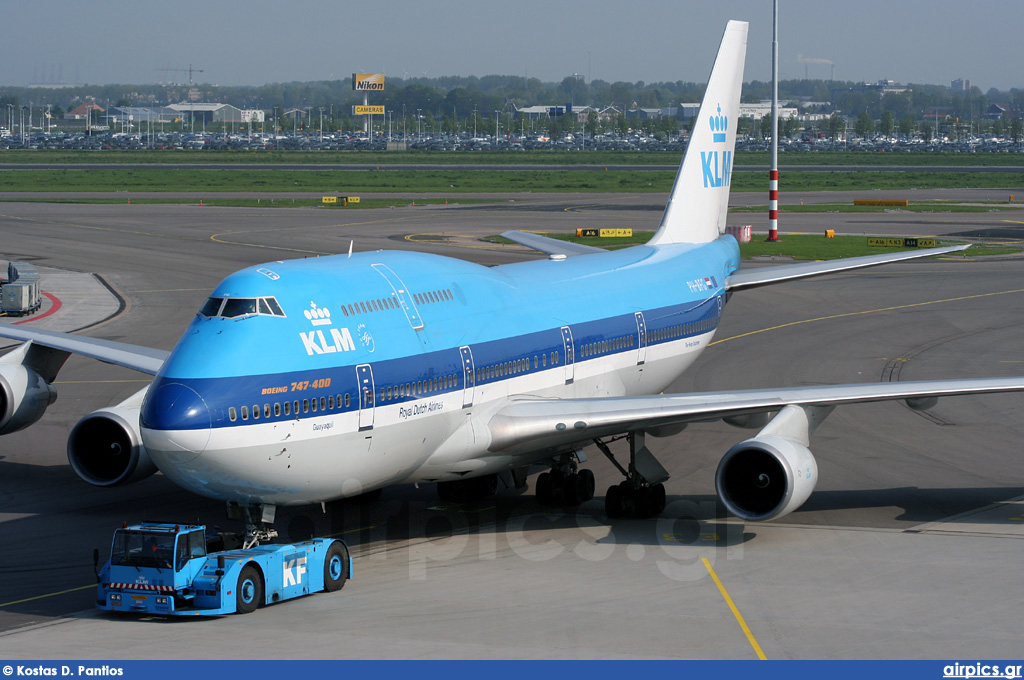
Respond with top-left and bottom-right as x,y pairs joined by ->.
985,104 -> 1007,120
951,78 -> 972,93
64,103 -> 104,120
514,104 -> 598,124
678,102 -> 798,121
165,103 -> 244,125
106,107 -> 174,124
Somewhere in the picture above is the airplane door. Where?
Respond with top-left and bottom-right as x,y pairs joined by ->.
635,312 -> 648,365
459,346 -> 475,408
356,364 -> 375,431
371,263 -> 424,330
560,326 -> 575,384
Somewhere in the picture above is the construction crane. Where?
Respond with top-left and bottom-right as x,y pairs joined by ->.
156,64 -> 205,85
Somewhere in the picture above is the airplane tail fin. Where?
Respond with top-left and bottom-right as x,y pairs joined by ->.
648,20 -> 748,246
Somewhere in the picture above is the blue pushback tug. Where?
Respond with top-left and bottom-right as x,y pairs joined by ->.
95,522 -> 351,615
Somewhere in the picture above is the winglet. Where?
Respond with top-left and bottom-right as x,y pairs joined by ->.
648,20 -> 748,246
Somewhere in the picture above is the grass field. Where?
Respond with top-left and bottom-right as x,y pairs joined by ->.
488,232 -> 1024,259
2,167 -> 1023,194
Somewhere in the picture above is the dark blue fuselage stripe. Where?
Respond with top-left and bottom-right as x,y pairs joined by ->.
146,295 -> 723,430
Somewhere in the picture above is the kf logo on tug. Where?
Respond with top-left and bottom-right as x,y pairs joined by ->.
283,556 -> 307,587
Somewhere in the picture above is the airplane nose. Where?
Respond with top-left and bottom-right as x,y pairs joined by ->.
142,381 -> 211,460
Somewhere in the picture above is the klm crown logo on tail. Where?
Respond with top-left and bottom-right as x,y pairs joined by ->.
701,104 -> 732,189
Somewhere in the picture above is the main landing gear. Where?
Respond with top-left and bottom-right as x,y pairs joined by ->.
535,453 -> 595,507
593,431 -> 669,519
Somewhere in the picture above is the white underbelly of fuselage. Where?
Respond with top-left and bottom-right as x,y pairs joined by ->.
144,331 -> 714,505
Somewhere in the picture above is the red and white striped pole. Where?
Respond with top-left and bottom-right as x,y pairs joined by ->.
766,0 -> 780,242
768,169 -> 779,240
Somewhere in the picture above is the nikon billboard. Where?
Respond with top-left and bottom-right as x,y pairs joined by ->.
352,73 -> 385,91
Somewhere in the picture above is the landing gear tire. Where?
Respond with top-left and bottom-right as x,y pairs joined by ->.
236,565 -> 263,614
578,469 -> 596,502
604,482 -> 666,519
536,469 -> 595,507
323,540 -> 350,592
605,483 -> 625,518
536,472 -> 554,505
636,483 -> 667,518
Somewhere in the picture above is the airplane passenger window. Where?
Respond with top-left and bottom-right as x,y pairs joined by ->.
293,400 -> 300,415
284,401 -> 291,416
341,306 -> 349,317
263,404 -> 270,418
241,406 -> 249,421
303,400 -> 309,413
274,403 -> 281,417
344,394 -> 351,408
252,405 -> 260,420
311,399 -> 318,413
228,407 -> 237,422
199,297 -> 224,317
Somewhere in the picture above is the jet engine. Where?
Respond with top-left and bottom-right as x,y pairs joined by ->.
0,341 -> 66,435
714,403 -> 833,521
715,434 -> 817,521
67,387 -> 156,486
0,363 -> 58,435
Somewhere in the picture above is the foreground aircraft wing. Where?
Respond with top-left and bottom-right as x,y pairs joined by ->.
501,230 -> 606,257
0,325 -> 168,375
487,376 -> 1024,453
725,244 -> 969,291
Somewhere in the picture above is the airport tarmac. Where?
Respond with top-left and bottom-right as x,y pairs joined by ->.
0,190 -> 1022,659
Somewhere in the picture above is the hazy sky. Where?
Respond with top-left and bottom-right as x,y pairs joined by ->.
4,0 -> 1021,92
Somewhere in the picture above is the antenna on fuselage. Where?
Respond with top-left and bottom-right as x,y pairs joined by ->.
348,241 -> 354,258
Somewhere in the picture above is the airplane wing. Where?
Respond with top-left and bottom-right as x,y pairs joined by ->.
726,244 -> 969,291
0,325 -> 168,375
487,376 -> 1024,453
501,230 -> 605,257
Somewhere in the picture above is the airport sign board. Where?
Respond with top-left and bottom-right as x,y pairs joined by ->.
867,237 -> 937,248
353,106 -> 385,116
576,228 -> 634,238
353,73 -> 385,91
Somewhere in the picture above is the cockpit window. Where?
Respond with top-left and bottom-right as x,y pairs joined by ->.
199,297 -> 225,317
199,296 -> 286,319
264,297 -> 285,316
221,298 -> 258,318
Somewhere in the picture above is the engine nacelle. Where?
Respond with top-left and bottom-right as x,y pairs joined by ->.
715,434 -> 818,521
0,363 -> 58,435
68,401 -> 156,487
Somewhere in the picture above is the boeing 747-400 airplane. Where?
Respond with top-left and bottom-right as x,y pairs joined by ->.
1,20 -> 1021,545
